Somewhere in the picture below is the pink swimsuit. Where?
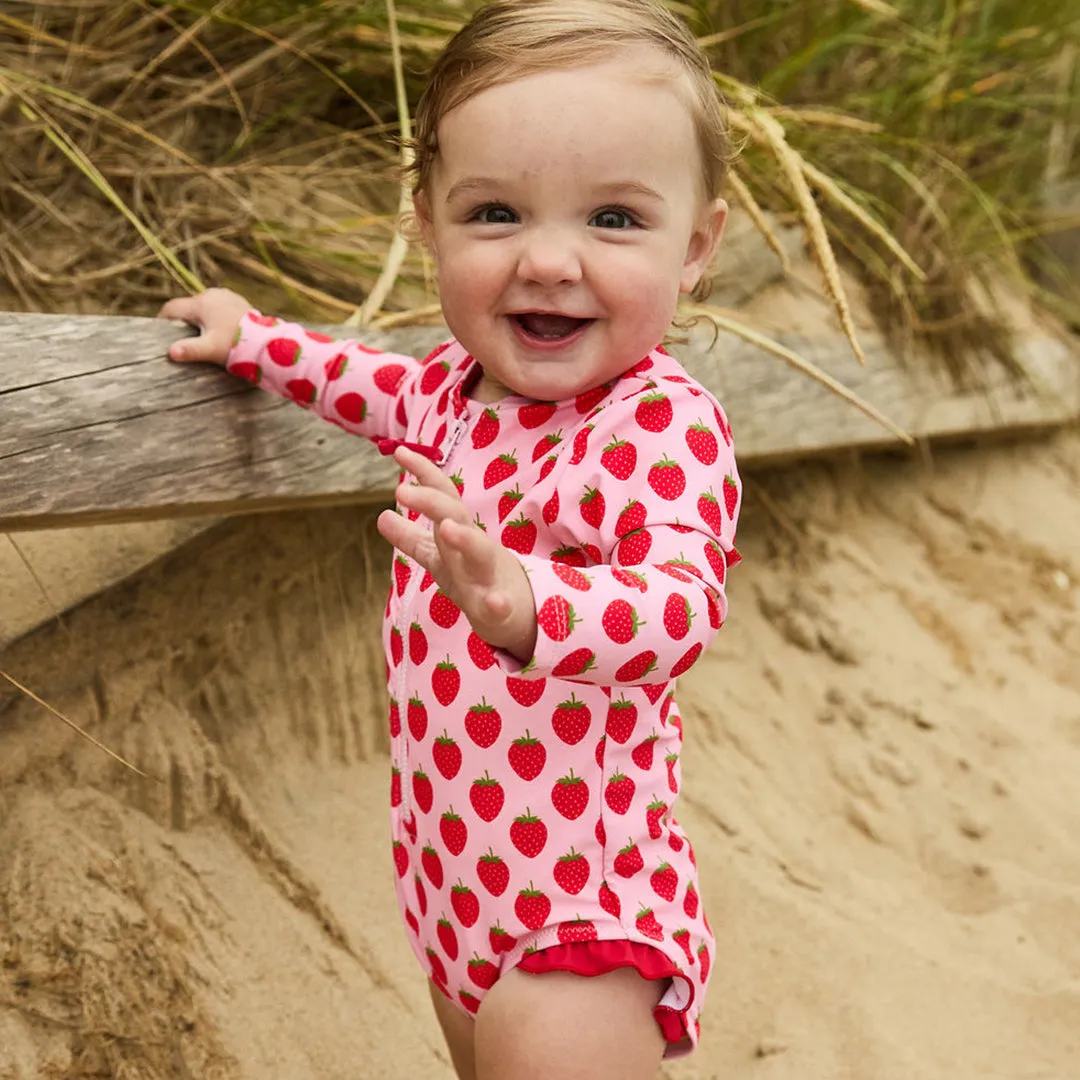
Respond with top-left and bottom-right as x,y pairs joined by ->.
227,314 -> 741,1055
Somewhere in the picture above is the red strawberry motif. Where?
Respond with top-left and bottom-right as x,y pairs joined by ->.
392,840 -> 408,878
538,492 -> 559,528
599,880 -> 621,918
532,431 -> 562,462
604,771 -> 636,815
570,424 -> 594,465
537,595 -> 580,642
477,850 -> 510,896
551,694 -> 591,744
484,453 -> 518,489
390,766 -> 402,807
650,862 -> 678,902
684,881 -> 700,919
390,627 -> 403,667
685,421 -> 718,464
440,809 -> 467,855
615,499 -> 647,538
606,697 -> 638,743
248,313 -> 278,327
433,732 -> 462,780
635,906 -> 664,941
617,530 -> 653,565
663,594 -> 694,641
420,359 -> 450,395
601,599 -> 644,644
414,873 -> 427,915
324,353 -> 348,380
459,991 -> 480,1015
506,677 -> 546,707
465,698 -> 501,747
304,329 -> 333,343
595,818 -> 606,846
470,771 -> 505,822
646,797 -> 667,839
579,486 -> 606,529
514,884 -> 552,930
437,917 -> 459,961
595,736 -> 606,768
553,848 -> 590,895
551,545 -> 587,567
635,391 -> 672,432
697,944 -> 711,982
502,514 -> 537,555
539,455 -> 558,480
412,769 -> 433,814
723,474 -> 739,517
704,540 -> 727,584
615,650 -> 658,682
449,472 -> 464,495
670,642 -> 703,678
432,657 -> 461,706
558,917 -> 598,943
472,407 -> 500,448
665,753 -> 679,794
394,556 -> 411,596
553,563 -> 592,591
507,731 -> 547,781
229,361 -> 262,384
421,845 -> 444,889
388,699 -> 401,738
452,881 -> 480,928
614,841 -> 644,878
672,928 -> 695,967
489,921 -> 516,954
612,568 -> 648,592
467,632 -> 496,671
335,392 -> 367,424
647,456 -> 686,500
510,810 -> 547,858
601,437 -> 637,480
498,486 -> 524,522
426,947 -> 448,985
409,622 -> 428,665
267,337 -> 301,366
373,362 -> 406,393
632,733 -> 660,771
575,383 -> 610,413
402,811 -> 417,845
429,590 -> 461,629
518,402 -> 557,429
551,770 -> 589,820
407,696 -> 428,741
468,954 -> 498,990
698,490 -> 724,535
420,570 -> 436,591
581,542 -> 602,564
669,828 -> 684,853
551,648 -> 596,678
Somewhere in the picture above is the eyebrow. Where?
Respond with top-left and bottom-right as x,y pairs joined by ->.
444,177 -> 666,204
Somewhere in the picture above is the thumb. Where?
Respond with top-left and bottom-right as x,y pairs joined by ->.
168,331 -> 230,366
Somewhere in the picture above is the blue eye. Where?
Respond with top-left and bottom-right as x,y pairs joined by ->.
591,207 -> 637,229
474,204 -> 517,224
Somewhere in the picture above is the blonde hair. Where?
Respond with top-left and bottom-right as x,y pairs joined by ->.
408,0 -> 735,206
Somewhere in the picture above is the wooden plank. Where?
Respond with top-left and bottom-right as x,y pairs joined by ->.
1,312 -> 1077,532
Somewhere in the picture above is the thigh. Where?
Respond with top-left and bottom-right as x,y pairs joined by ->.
473,966 -> 667,1080
429,979 -> 478,1080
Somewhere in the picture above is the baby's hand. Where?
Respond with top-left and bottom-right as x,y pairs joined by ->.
157,287 -> 253,366
379,447 -> 538,663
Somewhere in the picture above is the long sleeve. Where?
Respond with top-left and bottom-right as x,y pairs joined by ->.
226,310 -> 422,443
501,374 -> 741,686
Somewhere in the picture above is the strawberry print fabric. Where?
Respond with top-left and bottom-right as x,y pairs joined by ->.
227,312 -> 741,1056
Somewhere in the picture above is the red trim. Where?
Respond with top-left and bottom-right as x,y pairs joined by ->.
517,940 -> 690,1045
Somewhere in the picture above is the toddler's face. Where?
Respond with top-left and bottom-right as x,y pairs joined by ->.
415,49 -> 726,403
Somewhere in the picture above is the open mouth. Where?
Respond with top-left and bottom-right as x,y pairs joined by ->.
511,312 -> 593,342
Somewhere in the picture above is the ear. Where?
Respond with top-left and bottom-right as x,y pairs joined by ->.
679,198 -> 727,294
412,191 -> 438,262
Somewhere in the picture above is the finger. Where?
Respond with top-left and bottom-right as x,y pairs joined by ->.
167,331 -> 227,364
394,446 -> 461,499
157,296 -> 201,322
378,509 -> 441,574
437,518 -> 497,588
397,483 -> 472,527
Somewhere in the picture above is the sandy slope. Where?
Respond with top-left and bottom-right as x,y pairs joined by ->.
1,427 -> 1079,1079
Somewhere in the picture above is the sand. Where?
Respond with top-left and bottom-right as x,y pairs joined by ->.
1,413 -> 1079,1079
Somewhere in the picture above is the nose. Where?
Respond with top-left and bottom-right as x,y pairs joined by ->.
516,226 -> 582,287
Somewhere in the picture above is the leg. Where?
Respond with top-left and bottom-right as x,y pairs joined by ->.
473,966 -> 667,1080
429,979 -> 477,1080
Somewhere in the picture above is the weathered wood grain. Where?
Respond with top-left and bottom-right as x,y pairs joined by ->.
1,312 -> 1077,532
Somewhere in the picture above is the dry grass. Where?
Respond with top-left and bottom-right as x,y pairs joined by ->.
0,0 -> 1076,374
